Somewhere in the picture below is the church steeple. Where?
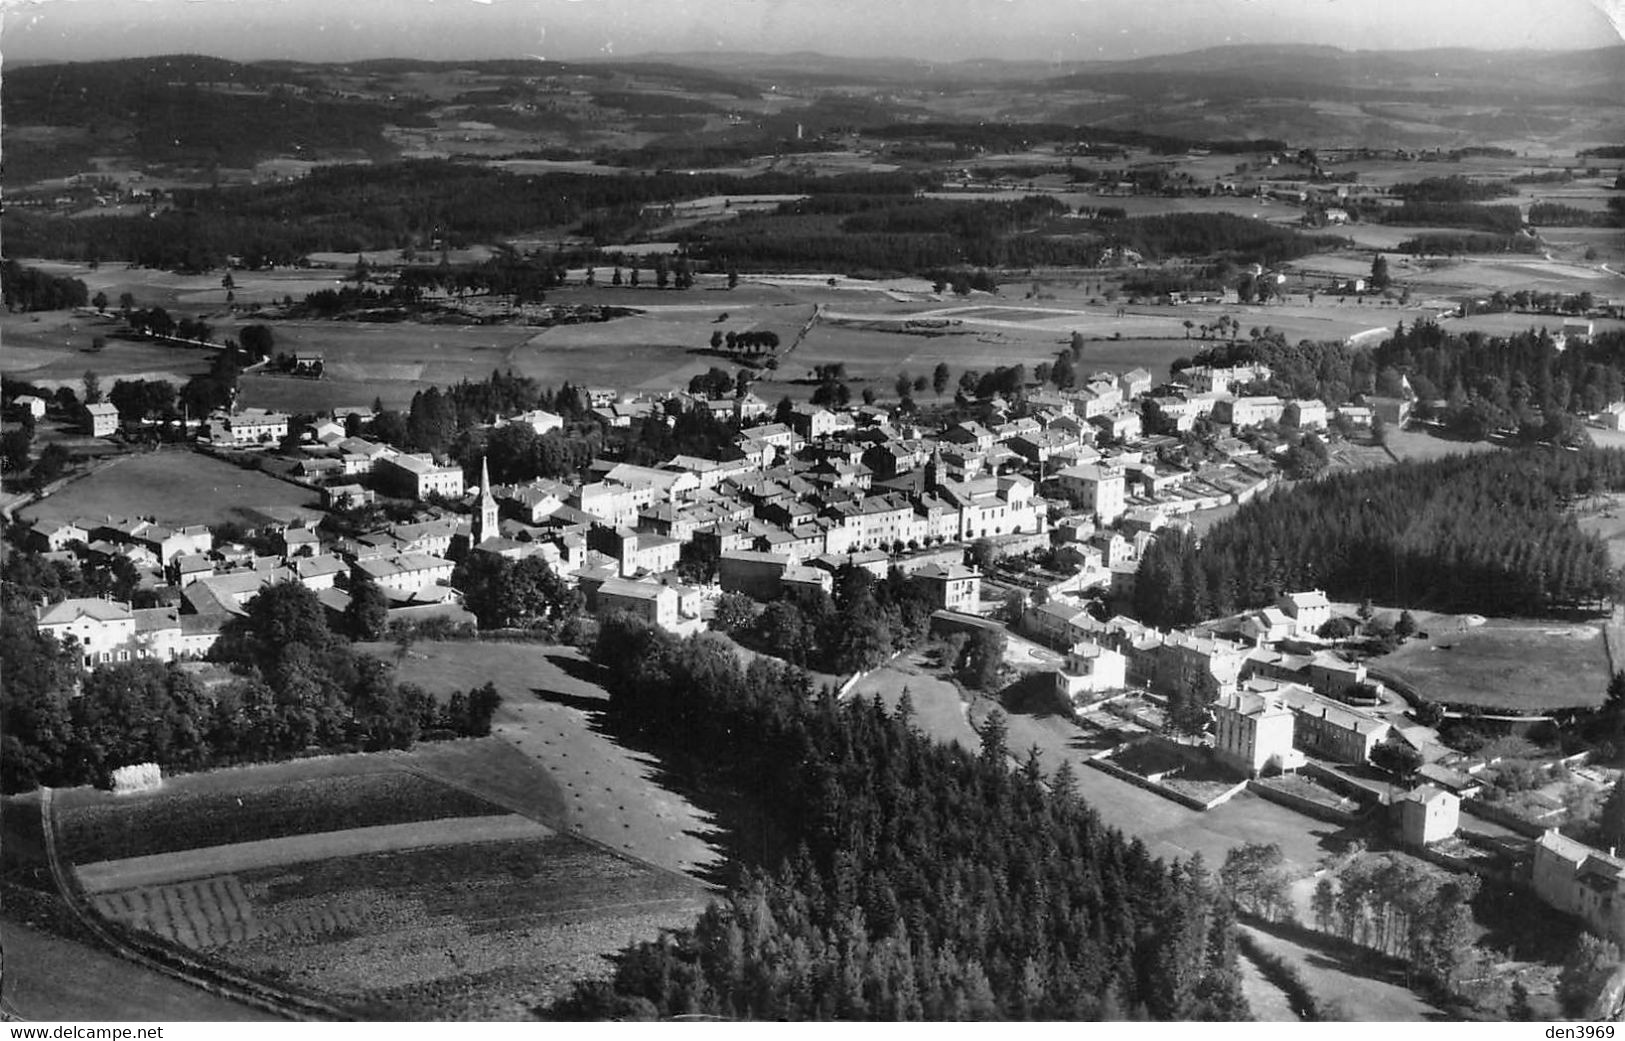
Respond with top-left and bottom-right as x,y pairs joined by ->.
476,456 -> 498,543
925,444 -> 943,494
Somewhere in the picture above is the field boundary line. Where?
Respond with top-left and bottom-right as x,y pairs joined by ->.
38,788 -> 367,1022
76,814 -> 554,893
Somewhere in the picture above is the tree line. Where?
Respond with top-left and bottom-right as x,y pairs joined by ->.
0,551 -> 499,793
551,612 -> 1250,1020
1134,448 -> 1625,629
2,260 -> 89,312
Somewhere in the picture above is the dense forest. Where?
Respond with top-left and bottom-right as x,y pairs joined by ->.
0,557 -> 498,794
1,162 -> 926,270
687,205 -> 1348,277
1132,448 -> 1625,628
1396,232 -> 1539,256
551,613 -> 1250,1020
1376,202 -> 1524,234
1387,176 -> 1519,203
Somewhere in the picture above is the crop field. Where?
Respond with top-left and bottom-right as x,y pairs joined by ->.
219,835 -> 708,1018
86,831 -> 707,1019
373,640 -> 727,878
77,815 -> 555,893
53,754 -> 503,864
53,742 -> 712,1019
17,447 -> 320,528
1373,618 -> 1610,712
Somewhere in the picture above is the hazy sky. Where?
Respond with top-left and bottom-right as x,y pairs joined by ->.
3,0 -> 1622,65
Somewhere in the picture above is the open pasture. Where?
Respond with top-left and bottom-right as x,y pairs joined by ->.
1382,426 -> 1501,463
229,300 -> 814,411
1373,617 -> 1609,712
1374,253 -> 1621,297
10,258 -> 360,313
1447,312 -> 1625,338
0,918 -> 280,1022
374,640 -> 726,878
0,310 -> 213,388
18,447 -> 320,528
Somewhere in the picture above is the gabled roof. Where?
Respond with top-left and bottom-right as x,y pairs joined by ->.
38,597 -> 133,626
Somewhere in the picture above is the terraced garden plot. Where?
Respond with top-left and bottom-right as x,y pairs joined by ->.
54,754 -> 503,864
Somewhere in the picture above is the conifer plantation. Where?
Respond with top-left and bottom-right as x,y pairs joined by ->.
1134,447 -> 1625,628
551,615 -> 1249,1021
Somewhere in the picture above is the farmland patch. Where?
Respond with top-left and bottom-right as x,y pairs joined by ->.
221,836 -> 705,1017
53,753 -> 504,864
19,448 -> 320,529
1373,618 -> 1609,712
87,833 -> 709,1018
76,815 -> 554,893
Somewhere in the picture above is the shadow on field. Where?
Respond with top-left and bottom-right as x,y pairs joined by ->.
537,654 -> 783,890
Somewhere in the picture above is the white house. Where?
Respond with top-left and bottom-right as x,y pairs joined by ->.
352,553 -> 455,595
1532,829 -> 1625,947
1055,463 -> 1126,525
37,598 -> 136,667
1211,688 -> 1302,777
1054,640 -> 1127,702
376,453 -> 465,500
509,409 -> 564,436
222,408 -> 291,446
1396,785 -> 1460,847
1278,590 -> 1331,635
85,402 -> 121,437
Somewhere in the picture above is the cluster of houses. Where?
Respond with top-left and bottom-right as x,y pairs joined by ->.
31,373 -> 1625,959
1027,588 -> 1386,762
23,357 -> 1364,664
